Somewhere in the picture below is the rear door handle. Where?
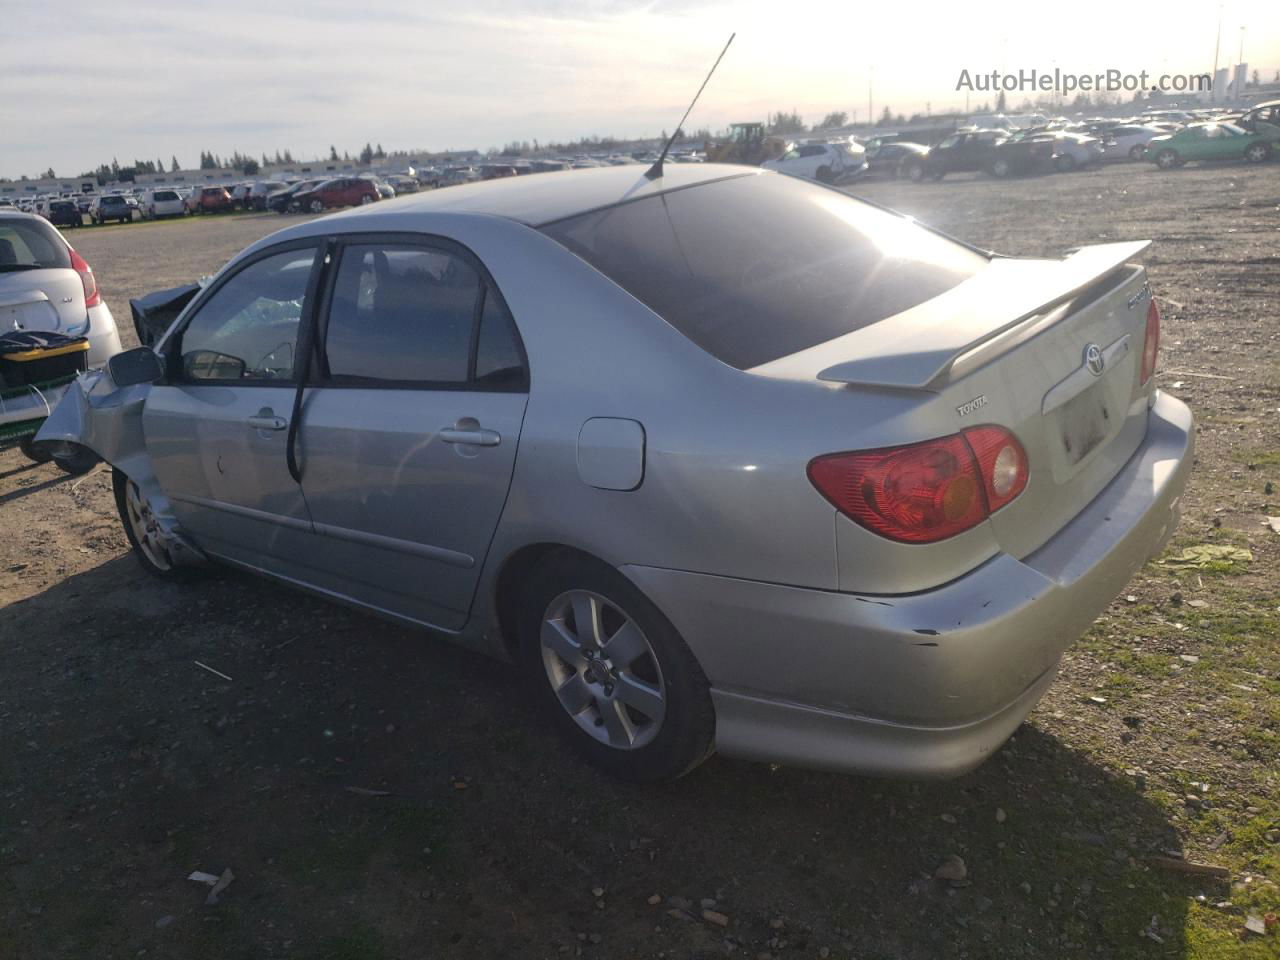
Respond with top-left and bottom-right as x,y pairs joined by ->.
246,414 -> 288,431
439,427 -> 501,447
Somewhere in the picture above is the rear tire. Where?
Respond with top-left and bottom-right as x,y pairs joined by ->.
905,160 -> 925,182
1155,149 -> 1180,169
53,444 -> 98,475
309,199 -> 325,214
1244,143 -> 1271,163
815,165 -> 834,184
1129,144 -> 1146,160
990,157 -> 1011,177
518,553 -> 715,782
18,435 -> 52,463
1055,154 -> 1077,172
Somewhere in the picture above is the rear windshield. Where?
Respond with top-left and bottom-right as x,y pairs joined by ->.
0,218 -> 71,270
541,173 -> 987,369
101,196 -> 126,204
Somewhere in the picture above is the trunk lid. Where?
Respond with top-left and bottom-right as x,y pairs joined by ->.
757,241 -> 1157,565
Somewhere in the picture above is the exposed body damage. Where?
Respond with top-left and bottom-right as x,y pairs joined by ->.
35,372 -> 205,566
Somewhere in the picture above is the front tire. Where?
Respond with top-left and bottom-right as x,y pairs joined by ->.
309,199 -> 325,214
815,165 -> 834,184
990,157 -> 1011,177
905,160 -> 925,182
1155,149 -> 1180,169
1055,153 -> 1077,172
1129,144 -> 1146,160
518,554 -> 715,782
113,469 -> 187,579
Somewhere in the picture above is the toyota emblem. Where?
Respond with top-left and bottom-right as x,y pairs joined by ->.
1084,344 -> 1104,376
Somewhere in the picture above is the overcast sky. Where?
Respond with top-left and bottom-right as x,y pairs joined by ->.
4,0 -> 1278,178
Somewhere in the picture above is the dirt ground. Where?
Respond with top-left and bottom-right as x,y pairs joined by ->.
1,165 -> 1277,960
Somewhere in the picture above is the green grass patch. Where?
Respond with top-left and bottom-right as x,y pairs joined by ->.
1234,448 -> 1280,468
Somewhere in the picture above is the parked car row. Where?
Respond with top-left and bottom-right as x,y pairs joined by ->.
854,101 -> 1280,183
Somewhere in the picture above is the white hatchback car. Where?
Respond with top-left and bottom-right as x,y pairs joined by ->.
141,188 -> 186,219
0,213 -> 122,366
762,141 -> 867,183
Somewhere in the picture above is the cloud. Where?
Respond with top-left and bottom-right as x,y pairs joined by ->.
2,0 -> 1278,178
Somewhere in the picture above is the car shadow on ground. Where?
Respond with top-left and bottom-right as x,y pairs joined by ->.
0,471 -> 75,505
1,555 -> 1204,959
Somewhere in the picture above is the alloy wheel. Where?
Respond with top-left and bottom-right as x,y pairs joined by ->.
124,480 -> 173,571
540,589 -> 666,750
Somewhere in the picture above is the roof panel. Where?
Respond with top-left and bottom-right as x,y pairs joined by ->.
337,163 -> 760,226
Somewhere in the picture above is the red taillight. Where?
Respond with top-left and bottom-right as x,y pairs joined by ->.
68,248 -> 99,307
807,426 -> 1028,544
1140,297 -> 1160,385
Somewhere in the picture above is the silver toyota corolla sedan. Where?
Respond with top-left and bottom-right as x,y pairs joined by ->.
38,164 -> 1192,782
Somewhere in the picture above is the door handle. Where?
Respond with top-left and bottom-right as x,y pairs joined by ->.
246,414 -> 288,431
439,427 -> 500,447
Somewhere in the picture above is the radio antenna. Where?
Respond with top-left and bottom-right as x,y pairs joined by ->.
645,32 -> 736,180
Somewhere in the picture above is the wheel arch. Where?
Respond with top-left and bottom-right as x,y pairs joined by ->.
492,542 -> 620,658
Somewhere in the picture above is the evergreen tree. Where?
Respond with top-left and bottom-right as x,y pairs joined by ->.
171,155 -> 181,171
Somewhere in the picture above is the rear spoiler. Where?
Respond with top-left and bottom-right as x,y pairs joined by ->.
816,240 -> 1151,390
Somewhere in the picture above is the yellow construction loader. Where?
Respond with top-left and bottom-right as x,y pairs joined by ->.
705,122 -> 787,166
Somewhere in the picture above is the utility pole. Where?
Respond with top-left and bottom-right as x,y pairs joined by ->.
1211,2 -> 1223,103
868,67 -> 873,128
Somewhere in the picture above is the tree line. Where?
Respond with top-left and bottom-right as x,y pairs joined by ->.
41,143 -> 393,185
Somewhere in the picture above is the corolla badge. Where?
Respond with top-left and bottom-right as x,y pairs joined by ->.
1084,343 -> 1105,376
1127,282 -> 1151,309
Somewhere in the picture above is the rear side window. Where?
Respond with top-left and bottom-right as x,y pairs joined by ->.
541,173 -> 987,369
155,190 -> 179,201
0,219 -> 70,270
324,244 -> 480,384
322,242 -> 526,389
